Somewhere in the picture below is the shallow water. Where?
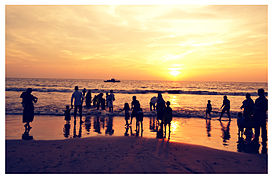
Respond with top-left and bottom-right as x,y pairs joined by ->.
6,78 -> 267,118
5,115 -> 266,154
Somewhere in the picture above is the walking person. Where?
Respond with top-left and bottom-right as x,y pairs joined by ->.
71,86 -> 83,121
219,95 -> 231,121
253,89 -> 268,146
20,88 -> 38,132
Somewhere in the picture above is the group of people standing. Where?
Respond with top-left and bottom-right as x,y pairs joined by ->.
205,88 -> 268,146
19,86 -> 267,147
68,86 -> 116,121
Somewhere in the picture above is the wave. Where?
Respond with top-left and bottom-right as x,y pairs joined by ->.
5,87 -> 265,96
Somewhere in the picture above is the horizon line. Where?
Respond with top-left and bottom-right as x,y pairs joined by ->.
5,76 -> 268,84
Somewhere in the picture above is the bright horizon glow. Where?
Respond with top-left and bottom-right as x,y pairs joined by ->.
5,5 -> 268,82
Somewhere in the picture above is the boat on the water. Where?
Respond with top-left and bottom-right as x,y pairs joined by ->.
104,78 -> 120,83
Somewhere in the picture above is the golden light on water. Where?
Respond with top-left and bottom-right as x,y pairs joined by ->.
171,121 -> 180,133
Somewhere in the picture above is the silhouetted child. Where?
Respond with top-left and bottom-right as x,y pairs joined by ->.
237,112 -> 244,138
206,100 -> 212,119
101,98 -> 106,110
164,101 -> 172,138
120,103 -> 130,125
64,105 -> 73,121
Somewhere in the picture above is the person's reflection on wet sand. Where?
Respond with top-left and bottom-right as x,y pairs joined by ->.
105,116 -> 114,135
94,116 -> 101,134
78,120 -> 83,138
73,120 -> 77,138
101,116 -> 105,129
237,135 -> 260,154
206,118 -> 211,137
149,116 -> 158,132
63,120 -> 71,138
84,116 -> 91,135
219,120 -> 231,145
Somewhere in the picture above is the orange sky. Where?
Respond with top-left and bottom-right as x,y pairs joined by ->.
5,5 -> 268,82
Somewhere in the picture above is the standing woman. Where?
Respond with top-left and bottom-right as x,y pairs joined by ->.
20,88 -> 38,131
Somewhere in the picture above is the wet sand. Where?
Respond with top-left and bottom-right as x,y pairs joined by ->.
6,136 -> 267,174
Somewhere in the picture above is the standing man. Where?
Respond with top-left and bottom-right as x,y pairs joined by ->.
254,88 -> 268,145
71,86 -> 83,121
219,95 -> 231,121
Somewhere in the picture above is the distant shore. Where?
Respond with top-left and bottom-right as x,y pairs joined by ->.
6,137 -> 267,173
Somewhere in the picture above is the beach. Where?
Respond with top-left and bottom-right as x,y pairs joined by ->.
6,136 -> 267,174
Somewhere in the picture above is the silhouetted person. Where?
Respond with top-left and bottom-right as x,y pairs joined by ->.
105,92 -> 109,107
219,95 -> 231,121
136,104 -> 144,133
150,96 -> 157,111
92,95 -> 98,107
206,100 -> 212,119
237,112 -> 244,138
253,89 -> 268,146
101,96 -> 106,110
108,90 -> 115,113
20,88 -> 38,132
130,96 -> 140,124
120,103 -> 130,125
240,93 -> 254,121
85,90 -> 92,108
64,105 -> 73,121
164,101 -> 172,139
156,93 -> 166,122
82,88 -> 87,97
96,93 -> 103,110
71,86 -> 83,121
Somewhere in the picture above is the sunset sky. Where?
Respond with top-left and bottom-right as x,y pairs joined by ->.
5,5 -> 268,82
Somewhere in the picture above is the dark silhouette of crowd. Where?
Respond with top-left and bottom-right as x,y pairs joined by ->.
19,85 -> 267,154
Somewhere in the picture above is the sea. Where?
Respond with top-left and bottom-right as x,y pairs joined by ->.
5,78 -> 268,118
5,78 -> 268,153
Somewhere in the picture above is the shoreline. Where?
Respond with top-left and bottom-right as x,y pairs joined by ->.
6,136 -> 267,174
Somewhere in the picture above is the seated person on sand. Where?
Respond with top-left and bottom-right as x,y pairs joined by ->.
219,95 -> 231,121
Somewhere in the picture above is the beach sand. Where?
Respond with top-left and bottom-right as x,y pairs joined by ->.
6,136 -> 267,174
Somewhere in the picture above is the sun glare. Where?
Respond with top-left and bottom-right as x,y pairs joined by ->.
170,70 -> 181,77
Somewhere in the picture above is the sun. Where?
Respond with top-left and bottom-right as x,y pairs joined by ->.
170,70 -> 181,77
